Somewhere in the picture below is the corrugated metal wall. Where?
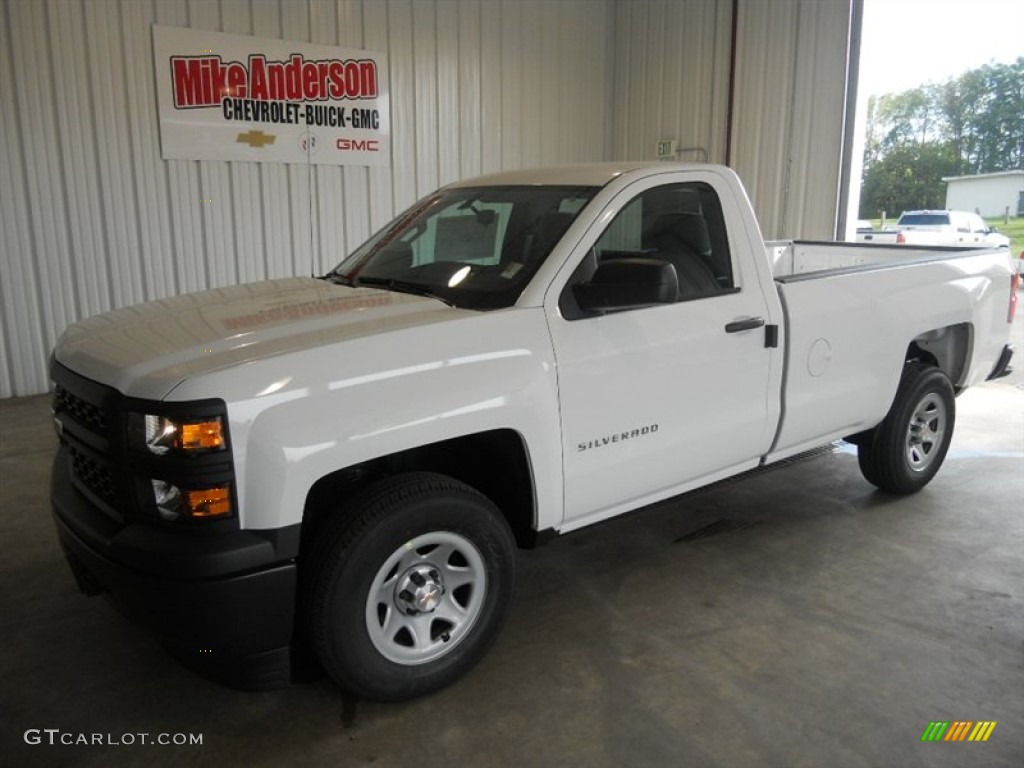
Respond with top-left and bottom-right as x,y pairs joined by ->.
610,0 -> 855,241
729,0 -> 854,241
0,0 -> 612,398
609,0 -> 732,165
1,0 -> 856,399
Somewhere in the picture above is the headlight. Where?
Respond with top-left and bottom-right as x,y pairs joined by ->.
143,415 -> 226,454
126,404 -> 235,523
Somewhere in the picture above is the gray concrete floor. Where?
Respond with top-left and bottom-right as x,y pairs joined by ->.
2,317 -> 1022,767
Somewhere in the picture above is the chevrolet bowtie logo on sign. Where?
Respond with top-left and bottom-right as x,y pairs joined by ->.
236,130 -> 275,148
921,720 -> 997,742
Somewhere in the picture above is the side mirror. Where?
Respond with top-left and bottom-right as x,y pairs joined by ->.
573,258 -> 677,313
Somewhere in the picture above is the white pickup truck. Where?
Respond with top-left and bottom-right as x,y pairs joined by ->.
50,163 -> 1017,701
856,209 -> 1011,248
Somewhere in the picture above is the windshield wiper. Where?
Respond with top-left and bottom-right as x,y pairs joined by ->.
323,272 -> 355,286
350,276 -> 455,307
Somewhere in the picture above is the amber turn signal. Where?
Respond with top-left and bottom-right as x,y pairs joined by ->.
185,486 -> 232,518
179,420 -> 226,451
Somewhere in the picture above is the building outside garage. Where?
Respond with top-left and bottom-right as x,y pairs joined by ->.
944,170 -> 1024,218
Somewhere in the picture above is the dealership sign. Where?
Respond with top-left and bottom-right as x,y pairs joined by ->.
153,25 -> 389,166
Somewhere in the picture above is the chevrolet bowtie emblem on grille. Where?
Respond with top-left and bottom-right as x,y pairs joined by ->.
236,130 -> 276,148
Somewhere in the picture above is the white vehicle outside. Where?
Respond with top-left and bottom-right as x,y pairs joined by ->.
857,209 -> 1011,248
50,163 -> 1018,701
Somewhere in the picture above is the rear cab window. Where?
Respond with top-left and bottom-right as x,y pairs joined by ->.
898,213 -> 952,227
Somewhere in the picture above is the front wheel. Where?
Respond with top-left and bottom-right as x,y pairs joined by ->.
303,472 -> 516,701
857,363 -> 955,494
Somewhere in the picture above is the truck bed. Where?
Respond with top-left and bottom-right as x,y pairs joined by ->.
762,239 -> 1013,463
766,240 -> 1001,280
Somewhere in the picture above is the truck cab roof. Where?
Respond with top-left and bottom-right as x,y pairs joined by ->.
444,162 -> 722,189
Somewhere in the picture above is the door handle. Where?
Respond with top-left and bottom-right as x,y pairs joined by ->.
725,317 -> 765,333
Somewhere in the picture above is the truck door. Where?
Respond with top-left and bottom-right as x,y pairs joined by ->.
547,174 -> 779,528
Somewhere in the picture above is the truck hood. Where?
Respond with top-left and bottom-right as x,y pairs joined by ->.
54,277 -> 470,400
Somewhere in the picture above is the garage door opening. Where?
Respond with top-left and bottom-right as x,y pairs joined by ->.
845,0 -> 1024,242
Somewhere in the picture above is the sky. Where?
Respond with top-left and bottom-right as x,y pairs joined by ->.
859,0 -> 1024,98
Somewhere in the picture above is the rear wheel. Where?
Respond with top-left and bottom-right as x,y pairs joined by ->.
857,363 -> 955,494
303,472 -> 516,701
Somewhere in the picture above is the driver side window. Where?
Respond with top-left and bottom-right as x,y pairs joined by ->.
561,181 -> 735,319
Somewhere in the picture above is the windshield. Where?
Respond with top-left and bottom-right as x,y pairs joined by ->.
329,185 -> 599,310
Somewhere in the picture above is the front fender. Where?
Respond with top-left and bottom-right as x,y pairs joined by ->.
168,309 -> 564,533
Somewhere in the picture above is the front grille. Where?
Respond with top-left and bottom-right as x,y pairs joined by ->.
69,445 -> 117,505
51,368 -> 123,520
54,384 -> 109,435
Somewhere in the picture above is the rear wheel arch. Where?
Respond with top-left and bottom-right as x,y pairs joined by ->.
844,328 -> 966,448
907,323 -> 971,390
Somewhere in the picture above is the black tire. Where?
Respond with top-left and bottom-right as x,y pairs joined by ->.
857,363 -> 955,494
303,472 -> 516,701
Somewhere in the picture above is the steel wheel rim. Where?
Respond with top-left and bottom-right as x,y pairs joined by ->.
904,392 -> 947,472
365,531 -> 487,665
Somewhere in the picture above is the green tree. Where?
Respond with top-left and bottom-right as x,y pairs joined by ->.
860,144 -> 958,218
860,57 -> 1024,217
979,59 -> 1024,172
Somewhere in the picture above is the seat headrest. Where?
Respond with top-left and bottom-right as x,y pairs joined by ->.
651,213 -> 712,256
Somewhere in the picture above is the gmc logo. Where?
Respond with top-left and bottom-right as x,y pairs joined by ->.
336,139 -> 380,152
